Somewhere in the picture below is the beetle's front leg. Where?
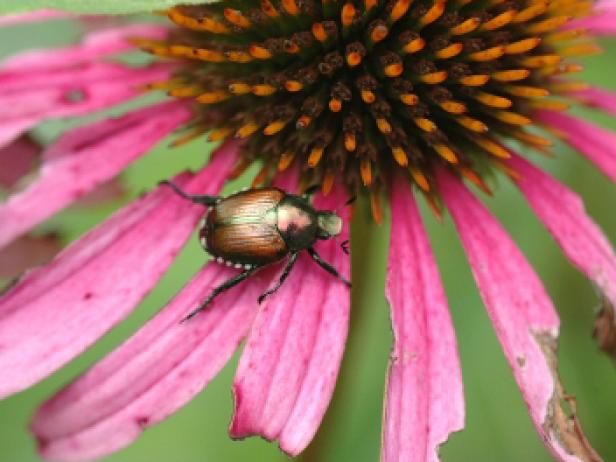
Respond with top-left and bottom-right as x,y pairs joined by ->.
160,180 -> 219,207
257,253 -> 299,304
181,267 -> 258,323
307,247 -> 351,287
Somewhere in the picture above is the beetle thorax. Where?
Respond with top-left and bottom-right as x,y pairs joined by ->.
276,203 -> 312,234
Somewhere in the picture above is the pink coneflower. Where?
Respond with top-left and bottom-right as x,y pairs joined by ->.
0,1 -> 615,461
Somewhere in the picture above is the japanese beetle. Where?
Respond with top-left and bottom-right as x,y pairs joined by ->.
161,181 -> 351,321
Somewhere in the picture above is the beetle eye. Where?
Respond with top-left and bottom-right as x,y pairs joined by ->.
317,212 -> 342,239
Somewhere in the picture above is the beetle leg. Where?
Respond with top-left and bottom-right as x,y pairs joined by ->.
160,180 -> 219,206
257,253 -> 299,304
181,267 -> 258,323
307,247 -> 351,287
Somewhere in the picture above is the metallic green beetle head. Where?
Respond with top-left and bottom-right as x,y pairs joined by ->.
316,212 -> 343,239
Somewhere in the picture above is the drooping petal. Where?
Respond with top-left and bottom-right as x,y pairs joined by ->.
568,11 -> 616,36
508,154 -> 616,357
0,234 -> 62,279
32,261 -> 274,462
0,24 -> 167,72
535,109 -> 616,183
382,176 -> 464,462
0,63 -> 175,150
230,185 -> 351,456
0,10 -> 70,27
0,135 -> 40,188
0,100 -> 192,249
571,87 -> 616,117
438,169 -> 602,462
0,147 -> 237,399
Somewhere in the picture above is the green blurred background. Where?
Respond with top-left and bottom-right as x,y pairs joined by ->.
0,17 -> 614,462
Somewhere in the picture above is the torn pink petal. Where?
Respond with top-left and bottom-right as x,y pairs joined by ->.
0,10 -> 70,27
0,63 -> 175,150
382,176 -> 464,462
0,100 -> 192,249
230,185 -> 351,456
0,147 -> 237,399
438,168 -> 600,462
0,135 -> 40,188
508,154 -> 616,336
0,24 -> 168,72
33,260 -> 274,462
569,87 -> 616,117
0,234 -> 62,279
535,109 -> 616,183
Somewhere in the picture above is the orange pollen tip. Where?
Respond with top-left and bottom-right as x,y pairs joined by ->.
410,167 -> 430,191
458,74 -> 490,86
312,23 -> 328,42
249,45 -> 273,59
414,117 -> 437,132
322,171 -> 335,195
420,71 -> 447,84
278,151 -> 295,171
457,116 -> 488,133
390,0 -> 411,22
505,37 -> 541,55
440,100 -> 467,114
402,38 -> 425,54
360,159 -> 373,186
236,122 -> 260,138
419,1 -> 446,26
434,144 -> 458,163
480,10 -> 516,31
329,98 -> 343,112
475,92 -> 512,108
450,17 -> 480,35
296,115 -> 312,128
260,0 -> 279,17
223,8 -> 252,28
365,0 -> 378,11
263,120 -> 287,135
342,3 -> 356,27
252,84 -> 277,96
492,69 -> 530,82
435,43 -> 464,59
196,91 -> 229,104
376,118 -> 392,134
207,127 -> 232,142
228,82 -> 251,94
400,93 -> 419,105
285,80 -> 304,92
308,147 -> 325,167
371,25 -> 389,43
469,46 -> 505,62
344,133 -> 356,151
505,85 -> 549,98
385,63 -> 404,77
282,0 -> 301,15
391,147 -> 409,166
361,90 -> 376,103
346,52 -> 362,67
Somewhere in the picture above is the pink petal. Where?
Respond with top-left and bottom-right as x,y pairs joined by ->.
568,11 -> 616,35
0,24 -> 168,72
33,263 -> 273,461
0,135 -> 40,188
382,176 -> 464,462
0,63 -> 175,150
438,168 -> 602,462
0,233 -> 62,279
535,109 -> 616,183
0,100 -> 192,249
0,148 -> 237,399
508,154 -> 616,352
569,87 -> 616,117
230,185 -> 351,456
0,10 -> 70,27
74,179 -> 126,207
